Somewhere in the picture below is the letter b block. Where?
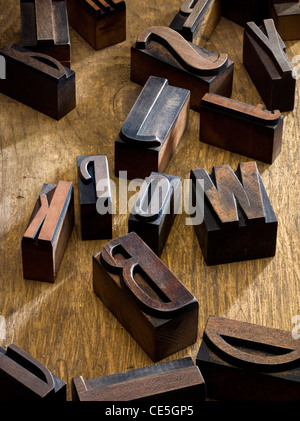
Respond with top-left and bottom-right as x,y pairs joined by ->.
93,232 -> 198,361
191,161 -> 278,265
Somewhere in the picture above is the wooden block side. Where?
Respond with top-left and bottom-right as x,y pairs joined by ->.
199,103 -> 283,164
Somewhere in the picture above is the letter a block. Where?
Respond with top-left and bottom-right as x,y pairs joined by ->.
93,232 -> 198,361
128,172 -> 181,256
197,315 -> 300,401
190,161 -> 278,265
21,181 -> 74,282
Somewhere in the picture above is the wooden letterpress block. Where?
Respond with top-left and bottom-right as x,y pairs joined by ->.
72,357 -> 206,401
66,0 -> 126,50
243,19 -> 295,112
199,93 -> 283,164
21,181 -> 74,283
169,0 -> 221,46
130,26 -> 234,112
77,155 -> 112,240
0,344 -> 66,401
221,0 -> 269,27
128,172 -> 181,256
190,161 -> 278,265
0,44 -> 76,120
115,76 -> 190,179
269,0 -> 300,40
196,315 -> 300,401
20,0 -> 71,68
93,232 -> 198,362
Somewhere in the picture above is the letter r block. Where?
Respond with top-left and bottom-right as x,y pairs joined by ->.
191,161 -> 278,265
93,232 -> 198,361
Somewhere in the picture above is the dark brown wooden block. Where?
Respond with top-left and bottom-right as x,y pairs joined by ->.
196,315 -> 300,401
93,231 -> 198,362
21,181 -> 74,283
77,155 -> 112,240
243,18 -> 295,112
115,76 -> 190,179
72,357 -> 206,401
130,26 -> 234,112
199,93 -> 283,164
20,0 -> 71,68
169,0 -> 221,46
66,0 -> 126,50
221,0 -> 269,27
128,172 -> 181,256
269,0 -> 300,40
0,44 -> 76,120
0,344 -> 66,401
191,161 -> 278,265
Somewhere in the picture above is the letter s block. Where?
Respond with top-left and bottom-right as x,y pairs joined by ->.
21,181 -> 74,283
93,232 -> 198,361
191,161 -> 278,265
197,315 -> 300,400
130,26 -> 234,112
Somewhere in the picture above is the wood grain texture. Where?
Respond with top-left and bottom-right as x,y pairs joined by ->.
0,0 -> 299,401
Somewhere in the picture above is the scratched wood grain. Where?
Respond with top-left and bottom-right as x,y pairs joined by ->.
0,0 -> 299,400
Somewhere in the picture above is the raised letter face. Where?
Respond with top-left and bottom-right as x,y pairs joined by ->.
99,232 -> 197,318
195,161 -> 265,225
120,76 -> 190,149
131,174 -> 174,222
136,26 -> 228,76
203,315 -> 300,371
201,93 -> 282,125
180,0 -> 210,28
0,45 -> 67,81
245,19 -> 293,76
78,155 -> 111,202
23,181 -> 73,243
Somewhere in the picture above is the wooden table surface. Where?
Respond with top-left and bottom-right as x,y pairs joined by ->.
0,0 -> 299,401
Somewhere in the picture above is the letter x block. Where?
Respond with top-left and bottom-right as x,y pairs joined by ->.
93,232 -> 198,361
191,161 -> 278,265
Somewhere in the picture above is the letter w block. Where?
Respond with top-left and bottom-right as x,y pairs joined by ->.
190,161 -> 278,265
